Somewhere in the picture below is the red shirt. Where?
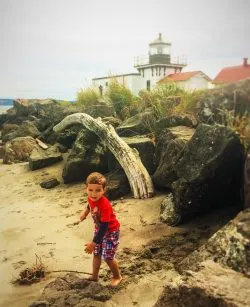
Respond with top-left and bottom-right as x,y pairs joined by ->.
88,196 -> 120,232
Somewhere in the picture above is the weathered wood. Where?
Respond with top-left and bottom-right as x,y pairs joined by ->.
53,113 -> 154,199
35,138 -> 48,149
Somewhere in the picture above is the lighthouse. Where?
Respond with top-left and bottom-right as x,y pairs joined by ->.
134,33 -> 187,90
92,33 -> 188,94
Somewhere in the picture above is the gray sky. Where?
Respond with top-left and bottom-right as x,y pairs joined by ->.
1,0 -> 249,100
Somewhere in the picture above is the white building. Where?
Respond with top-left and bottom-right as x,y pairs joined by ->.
92,33 -> 189,95
158,71 -> 212,90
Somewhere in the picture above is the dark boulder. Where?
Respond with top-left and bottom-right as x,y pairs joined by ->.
2,121 -> 40,143
155,115 -> 197,136
196,78 -> 250,125
116,109 -> 157,137
244,146 -> 250,208
62,129 -> 109,183
41,123 -> 83,147
29,146 -> 63,170
105,170 -> 130,200
84,104 -> 115,118
180,208 -> 250,277
154,260 -> 250,307
153,126 -> 195,189
108,135 -> 156,175
161,124 -> 244,225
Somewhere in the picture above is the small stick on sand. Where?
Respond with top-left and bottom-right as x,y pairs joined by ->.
37,242 -> 56,245
66,220 -> 82,227
47,270 -> 92,275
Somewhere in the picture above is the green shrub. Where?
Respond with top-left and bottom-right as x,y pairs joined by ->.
105,80 -> 137,119
139,83 -> 185,119
76,87 -> 101,108
171,90 -> 205,115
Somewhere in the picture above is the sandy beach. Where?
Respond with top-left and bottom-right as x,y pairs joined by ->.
0,158 -> 171,307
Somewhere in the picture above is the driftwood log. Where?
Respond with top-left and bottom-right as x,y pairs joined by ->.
53,113 -> 154,199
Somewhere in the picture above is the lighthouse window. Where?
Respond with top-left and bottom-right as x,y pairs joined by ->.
158,47 -> 163,54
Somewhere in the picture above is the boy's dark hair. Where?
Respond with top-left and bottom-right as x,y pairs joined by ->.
86,172 -> 106,188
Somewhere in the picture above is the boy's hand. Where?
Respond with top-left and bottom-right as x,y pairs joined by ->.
84,242 -> 96,254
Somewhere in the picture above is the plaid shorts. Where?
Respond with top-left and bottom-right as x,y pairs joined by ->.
93,229 -> 120,260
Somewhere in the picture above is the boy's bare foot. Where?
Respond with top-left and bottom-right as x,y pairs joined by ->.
110,276 -> 123,287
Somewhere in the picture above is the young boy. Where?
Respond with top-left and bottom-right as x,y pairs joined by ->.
79,172 -> 122,287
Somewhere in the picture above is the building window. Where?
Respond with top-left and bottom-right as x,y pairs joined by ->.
151,68 -> 154,77
105,82 -> 108,86
142,69 -> 144,78
146,80 -> 151,91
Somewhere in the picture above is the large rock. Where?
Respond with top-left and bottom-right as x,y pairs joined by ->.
116,109 -> 157,137
160,194 -> 181,226
3,136 -> 39,164
105,170 -> 130,200
13,99 -> 60,117
244,146 -> 250,208
41,123 -> 83,147
1,123 -> 19,141
84,104 -> 115,118
0,113 -> 9,128
154,260 -> 250,307
161,124 -> 243,225
29,146 -> 63,170
153,126 -> 195,189
180,208 -> 250,277
62,129 -> 109,183
12,99 -> 83,133
196,78 -> 250,125
155,115 -> 197,135
108,135 -> 156,175
157,207 -> 250,305
2,120 -> 40,142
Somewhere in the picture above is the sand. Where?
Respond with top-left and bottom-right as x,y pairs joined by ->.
0,159 -> 173,307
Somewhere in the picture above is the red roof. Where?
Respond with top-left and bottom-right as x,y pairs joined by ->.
159,71 -> 211,83
213,59 -> 250,84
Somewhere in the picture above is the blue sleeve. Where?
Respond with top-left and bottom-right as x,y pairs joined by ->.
93,222 -> 109,244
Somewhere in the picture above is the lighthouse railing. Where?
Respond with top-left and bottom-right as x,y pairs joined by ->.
133,55 -> 187,67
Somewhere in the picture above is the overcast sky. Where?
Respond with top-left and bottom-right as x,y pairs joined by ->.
1,0 -> 249,100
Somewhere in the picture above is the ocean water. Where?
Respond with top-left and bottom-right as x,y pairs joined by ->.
0,106 -> 12,114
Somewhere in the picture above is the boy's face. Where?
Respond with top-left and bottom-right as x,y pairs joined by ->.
86,183 -> 105,202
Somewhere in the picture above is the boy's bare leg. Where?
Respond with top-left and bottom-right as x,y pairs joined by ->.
105,259 -> 122,286
90,255 -> 102,281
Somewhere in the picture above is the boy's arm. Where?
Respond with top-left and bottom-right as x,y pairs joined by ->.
85,222 -> 109,254
93,222 -> 109,243
79,205 -> 90,221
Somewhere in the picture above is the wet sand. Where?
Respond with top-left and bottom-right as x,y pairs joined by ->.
0,159 -> 170,307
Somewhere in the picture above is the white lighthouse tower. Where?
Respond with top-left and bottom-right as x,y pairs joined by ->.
92,33 -> 187,94
134,33 -> 187,90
